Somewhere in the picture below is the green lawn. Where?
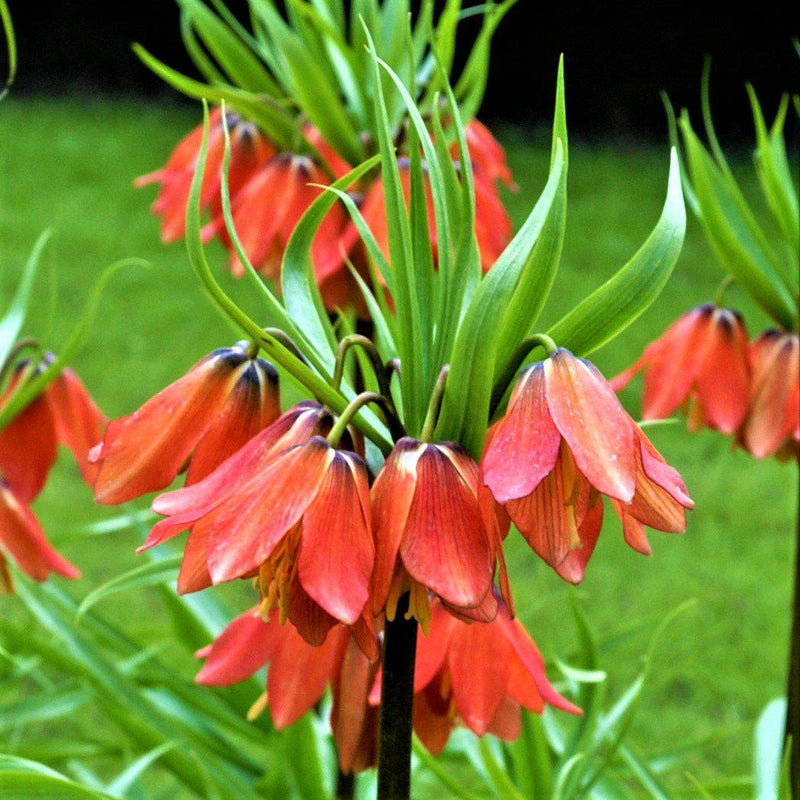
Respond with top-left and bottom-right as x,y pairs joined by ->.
0,97 -> 796,791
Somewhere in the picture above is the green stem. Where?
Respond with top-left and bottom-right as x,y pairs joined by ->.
327,391 -> 403,448
420,365 -> 449,443
377,593 -> 418,800
489,333 -> 558,418
713,275 -> 736,307
332,334 -> 394,403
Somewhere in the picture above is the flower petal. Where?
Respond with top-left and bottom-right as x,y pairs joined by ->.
481,365 -> 561,503
195,607 -> 278,686
267,621 -> 340,729
187,358 -> 280,484
93,350 -> 243,504
370,439 -> 422,614
0,484 -> 80,582
400,445 -> 492,610
297,453 -> 374,625
206,439 -> 332,583
545,350 -> 636,502
447,619 -> 510,736
45,368 -> 107,485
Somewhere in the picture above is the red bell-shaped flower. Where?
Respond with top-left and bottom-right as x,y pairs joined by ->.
459,119 -> 516,189
0,361 -> 103,588
206,154 -> 355,290
739,330 -> 799,460
369,598 -> 579,754
136,109 -> 275,243
196,607 -> 379,773
371,438 -> 498,627
611,304 -> 751,434
0,481 -> 80,591
92,342 -> 280,504
482,348 -> 693,582
358,158 -> 512,274
147,404 -> 374,645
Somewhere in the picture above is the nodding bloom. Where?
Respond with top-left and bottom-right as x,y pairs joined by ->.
739,330 -> 799,460
358,158 -> 512,273
371,438 -> 500,629
146,403 -> 374,646
136,109 -> 275,243
0,361 -> 104,588
303,124 -> 353,181
206,154 -> 355,292
482,348 -> 693,582
196,607 -> 379,773
369,599 -> 579,754
92,342 -> 280,505
611,305 -> 751,435
459,118 -> 516,190
0,481 -> 80,591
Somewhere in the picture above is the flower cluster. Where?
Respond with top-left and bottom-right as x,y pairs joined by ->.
195,595 -> 578,769
613,304 -> 799,460
137,111 -> 514,310
0,359 -> 104,589
87,330 -> 693,772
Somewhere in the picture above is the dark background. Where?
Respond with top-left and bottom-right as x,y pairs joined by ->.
6,0 -> 800,140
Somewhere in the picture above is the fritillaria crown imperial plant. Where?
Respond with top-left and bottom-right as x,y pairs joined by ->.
0,1 -> 700,796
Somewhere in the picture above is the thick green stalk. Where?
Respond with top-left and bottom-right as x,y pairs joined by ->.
377,594 -> 418,799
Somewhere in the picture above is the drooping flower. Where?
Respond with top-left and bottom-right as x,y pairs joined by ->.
92,342 -> 280,505
739,330 -> 799,460
196,607 -> 379,773
358,158 -> 512,273
0,361 -> 103,588
369,598 -> 579,754
146,405 -> 374,645
482,348 -> 693,582
371,438 -> 499,628
611,304 -> 751,435
0,361 -> 106,502
136,109 -> 275,243
303,124 -> 353,181
0,482 -> 80,591
206,154 -> 356,293
459,118 -> 516,189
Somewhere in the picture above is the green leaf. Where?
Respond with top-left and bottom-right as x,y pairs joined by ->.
0,0 -> 16,100
436,138 -> 566,456
494,56 -> 568,370
133,44 -> 295,150
548,148 -> 686,358
476,738 -> 527,800
178,0 -> 280,94
282,155 -> 382,373
453,0 -> 517,121
754,698 -> 787,800
0,257 -> 145,433
0,684 -> 90,734
280,714 -> 330,800
0,231 -> 50,371
0,772 -> 114,799
75,556 -> 183,621
510,712 -> 554,799
105,742 -> 176,796
678,114 -> 796,329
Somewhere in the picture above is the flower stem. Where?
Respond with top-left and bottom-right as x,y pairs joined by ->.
785,528 -> 799,789
377,593 -> 418,800
489,333 -> 558,418
335,768 -> 355,799
420,366 -> 449,443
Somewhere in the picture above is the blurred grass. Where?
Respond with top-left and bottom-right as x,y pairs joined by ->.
0,97 -> 796,791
